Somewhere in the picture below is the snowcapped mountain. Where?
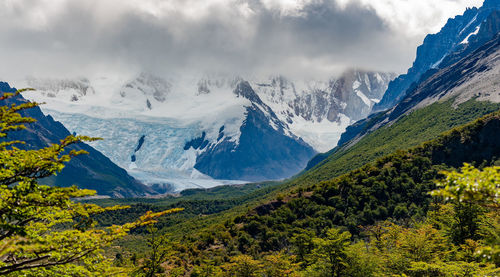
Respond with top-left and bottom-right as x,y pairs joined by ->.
253,71 -> 395,151
19,70 -> 393,192
118,72 -> 171,106
339,12 -> 500,150
373,0 -> 500,113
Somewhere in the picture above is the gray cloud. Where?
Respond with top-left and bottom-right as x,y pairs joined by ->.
0,0 -> 481,81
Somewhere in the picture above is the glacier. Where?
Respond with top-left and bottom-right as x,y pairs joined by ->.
19,70 -> 394,191
44,109 -> 249,192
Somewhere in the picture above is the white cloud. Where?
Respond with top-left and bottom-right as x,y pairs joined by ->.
260,0 -> 315,16
354,0 -> 483,36
0,0 -> 485,82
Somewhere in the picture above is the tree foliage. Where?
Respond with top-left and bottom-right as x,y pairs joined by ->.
144,109 -> 500,276
132,226 -> 175,277
432,163 -> 499,207
0,90 -> 182,276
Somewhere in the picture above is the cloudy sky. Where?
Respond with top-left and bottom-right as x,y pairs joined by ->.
0,0 -> 483,80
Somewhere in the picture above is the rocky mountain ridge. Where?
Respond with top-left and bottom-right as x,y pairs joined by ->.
339,30 -> 500,151
373,0 -> 500,113
19,69 -> 393,191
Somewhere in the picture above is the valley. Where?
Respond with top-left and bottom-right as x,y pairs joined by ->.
1,0 -> 500,276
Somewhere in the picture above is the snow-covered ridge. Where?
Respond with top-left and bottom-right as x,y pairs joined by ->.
120,72 -> 171,104
19,70 -> 394,191
252,70 -> 395,151
26,77 -> 95,102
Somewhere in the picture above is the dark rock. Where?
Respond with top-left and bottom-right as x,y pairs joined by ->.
373,1 -> 500,112
184,131 -> 210,151
194,82 -> 316,181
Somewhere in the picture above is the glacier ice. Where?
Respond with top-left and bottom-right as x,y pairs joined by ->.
20,70 -> 394,190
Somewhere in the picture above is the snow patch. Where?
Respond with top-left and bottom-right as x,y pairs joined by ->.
458,15 -> 478,36
129,161 -> 138,170
431,55 -> 447,69
356,90 -> 372,106
364,74 -> 371,91
460,25 -> 481,44
288,114 -> 352,152
352,80 -> 361,90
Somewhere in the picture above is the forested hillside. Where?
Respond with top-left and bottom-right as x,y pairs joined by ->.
93,99 -> 500,234
296,99 -> 500,188
101,107 -> 500,276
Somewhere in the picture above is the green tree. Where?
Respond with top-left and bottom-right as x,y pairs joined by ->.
191,259 -> 222,277
432,164 -> 499,243
343,242 -> 383,277
133,226 -> 174,277
432,164 -> 500,207
261,252 -> 299,277
439,164 -> 499,244
308,228 -> 351,277
221,255 -> 261,277
0,90 -> 181,276
291,231 -> 314,266
432,164 -> 500,265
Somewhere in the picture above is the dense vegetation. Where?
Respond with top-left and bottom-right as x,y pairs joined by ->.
87,182 -> 280,235
94,99 -> 500,240
4,85 -> 499,276
0,90 -> 181,276
294,99 -> 500,188
126,108 -> 500,276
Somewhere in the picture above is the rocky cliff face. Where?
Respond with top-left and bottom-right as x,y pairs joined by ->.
195,81 -> 315,181
253,70 -> 395,151
334,0 -> 500,160
339,32 -> 500,150
255,71 -> 394,123
373,0 -> 500,113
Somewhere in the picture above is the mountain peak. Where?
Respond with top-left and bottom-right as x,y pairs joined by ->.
25,77 -> 95,102
234,80 -> 264,105
372,0 -> 500,113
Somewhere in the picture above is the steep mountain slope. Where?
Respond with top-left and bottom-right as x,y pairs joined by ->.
124,105 -> 500,273
298,100 -> 500,188
373,0 -> 500,112
253,71 -> 395,151
302,33 -> 500,179
217,108 -> 500,255
340,30 -> 500,152
194,81 -> 315,181
0,82 -> 155,198
19,70 -> 393,191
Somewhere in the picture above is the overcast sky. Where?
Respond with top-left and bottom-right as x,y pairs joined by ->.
0,0 -> 483,81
